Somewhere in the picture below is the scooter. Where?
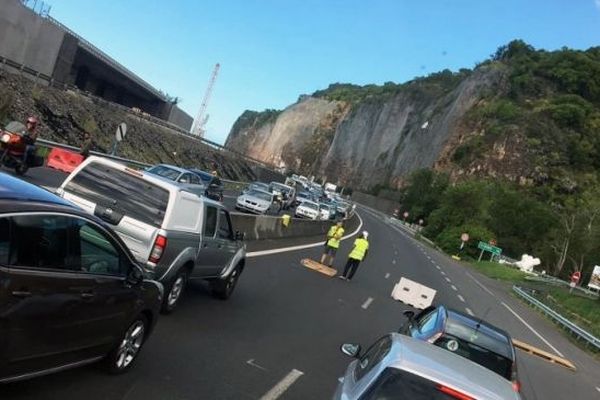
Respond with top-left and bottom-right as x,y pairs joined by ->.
0,121 -> 43,176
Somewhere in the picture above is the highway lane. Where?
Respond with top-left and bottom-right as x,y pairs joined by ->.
2,170 -> 599,399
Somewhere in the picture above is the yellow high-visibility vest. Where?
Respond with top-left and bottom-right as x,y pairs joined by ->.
327,227 -> 345,249
327,225 -> 338,238
348,238 -> 369,261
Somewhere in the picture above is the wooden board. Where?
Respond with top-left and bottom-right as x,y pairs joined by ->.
512,338 -> 577,371
301,258 -> 337,277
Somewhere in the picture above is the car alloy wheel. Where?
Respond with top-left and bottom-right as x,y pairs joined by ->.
115,319 -> 145,370
226,267 -> 240,293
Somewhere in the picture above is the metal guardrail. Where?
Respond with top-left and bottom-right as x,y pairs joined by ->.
36,138 -> 246,186
513,285 -> 600,351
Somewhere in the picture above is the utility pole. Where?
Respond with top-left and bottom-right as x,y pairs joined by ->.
191,63 -> 220,138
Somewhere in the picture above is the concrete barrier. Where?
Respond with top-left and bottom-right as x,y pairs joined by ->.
231,213 -> 360,241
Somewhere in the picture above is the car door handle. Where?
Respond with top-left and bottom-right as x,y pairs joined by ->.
80,291 -> 95,299
11,290 -> 32,298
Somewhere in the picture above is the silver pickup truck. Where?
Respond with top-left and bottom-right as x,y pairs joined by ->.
58,156 -> 246,313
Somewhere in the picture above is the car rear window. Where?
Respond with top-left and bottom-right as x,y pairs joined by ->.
361,368 -> 465,400
435,334 -> 513,380
65,162 -> 169,227
147,165 -> 180,181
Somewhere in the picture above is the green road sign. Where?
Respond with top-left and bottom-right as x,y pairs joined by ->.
477,241 -> 502,255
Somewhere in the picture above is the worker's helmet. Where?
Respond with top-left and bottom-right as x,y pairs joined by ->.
362,231 -> 369,239
26,116 -> 38,126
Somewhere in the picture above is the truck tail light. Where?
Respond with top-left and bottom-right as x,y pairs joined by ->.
149,234 -> 167,263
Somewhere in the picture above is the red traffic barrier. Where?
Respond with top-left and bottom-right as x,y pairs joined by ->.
46,147 -> 84,173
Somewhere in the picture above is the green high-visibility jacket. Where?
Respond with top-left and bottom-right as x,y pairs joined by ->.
348,238 -> 369,261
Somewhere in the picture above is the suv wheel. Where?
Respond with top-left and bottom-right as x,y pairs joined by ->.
161,270 -> 188,314
210,264 -> 242,300
104,315 -> 148,374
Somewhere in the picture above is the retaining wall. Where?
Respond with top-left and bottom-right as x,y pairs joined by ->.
231,213 -> 359,241
351,191 -> 398,215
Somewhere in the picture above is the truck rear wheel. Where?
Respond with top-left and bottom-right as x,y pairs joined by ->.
161,270 -> 188,314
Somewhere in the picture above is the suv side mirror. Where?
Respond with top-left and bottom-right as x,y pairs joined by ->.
126,265 -> 145,286
403,310 -> 415,321
340,343 -> 361,358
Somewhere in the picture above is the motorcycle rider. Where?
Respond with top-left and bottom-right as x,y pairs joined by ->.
21,116 -> 38,165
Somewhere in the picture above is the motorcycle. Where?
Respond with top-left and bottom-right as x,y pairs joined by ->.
0,121 -> 44,176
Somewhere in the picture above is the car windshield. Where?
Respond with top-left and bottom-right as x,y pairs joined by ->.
247,190 -> 272,202
4,121 -> 26,133
147,165 -> 181,181
365,367 -> 468,399
320,204 -> 330,211
302,202 -> 318,211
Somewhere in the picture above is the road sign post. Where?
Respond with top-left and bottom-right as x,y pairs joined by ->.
477,241 -> 502,262
111,122 -> 127,156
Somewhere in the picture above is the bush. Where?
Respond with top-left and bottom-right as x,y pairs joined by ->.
435,224 -> 495,258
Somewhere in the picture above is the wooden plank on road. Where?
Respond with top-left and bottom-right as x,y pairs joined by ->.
301,258 -> 337,277
512,338 -> 576,371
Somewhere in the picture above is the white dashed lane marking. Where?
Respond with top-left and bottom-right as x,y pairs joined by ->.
440,271 -> 446,276
465,308 -> 474,316
445,277 -> 451,283
435,265 -> 441,270
451,285 -> 458,291
246,359 -> 267,371
457,294 -> 465,302
362,297 -> 374,309
260,369 -> 304,400
385,273 -> 390,279
392,260 -> 396,265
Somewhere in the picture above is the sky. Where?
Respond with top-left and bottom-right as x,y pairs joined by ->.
46,0 -> 600,144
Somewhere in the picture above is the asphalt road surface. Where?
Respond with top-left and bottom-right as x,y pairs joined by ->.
1,167 -> 599,399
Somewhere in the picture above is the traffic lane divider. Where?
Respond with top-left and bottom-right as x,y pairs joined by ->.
46,147 -> 84,173
231,212 -> 360,242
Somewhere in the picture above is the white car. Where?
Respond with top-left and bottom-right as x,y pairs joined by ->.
295,200 -> 320,220
319,203 -> 332,220
236,189 -> 273,214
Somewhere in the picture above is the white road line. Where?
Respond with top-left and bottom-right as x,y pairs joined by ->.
260,369 -> 304,400
385,273 -> 390,279
451,285 -> 458,291
445,277 -> 451,283
465,308 -> 474,316
457,294 -> 465,302
501,302 -> 564,357
247,213 -> 363,257
465,272 -> 496,297
362,297 -> 374,309
246,359 -> 267,371
440,271 -> 446,275
392,260 -> 396,265
435,265 -> 441,270
596,386 -> 600,393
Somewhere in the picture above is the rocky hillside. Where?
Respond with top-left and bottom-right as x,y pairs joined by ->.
226,41 -> 600,193
0,70 -> 277,182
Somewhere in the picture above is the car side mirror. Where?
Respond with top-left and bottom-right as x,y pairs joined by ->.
340,343 -> 361,358
126,265 -> 145,286
403,310 -> 415,321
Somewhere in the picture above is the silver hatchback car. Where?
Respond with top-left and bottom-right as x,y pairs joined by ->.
334,333 -> 520,400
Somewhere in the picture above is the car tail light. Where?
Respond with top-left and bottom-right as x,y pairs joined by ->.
512,380 -> 521,392
149,234 -> 167,263
436,384 -> 474,400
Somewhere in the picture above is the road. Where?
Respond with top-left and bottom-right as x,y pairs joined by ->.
1,167 -> 599,399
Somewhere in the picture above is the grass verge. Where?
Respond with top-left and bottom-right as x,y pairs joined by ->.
469,261 -> 529,284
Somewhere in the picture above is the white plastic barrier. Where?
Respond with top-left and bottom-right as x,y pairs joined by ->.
391,277 -> 437,309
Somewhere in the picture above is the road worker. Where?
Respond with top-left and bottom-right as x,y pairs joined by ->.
339,231 -> 369,281
320,221 -> 344,267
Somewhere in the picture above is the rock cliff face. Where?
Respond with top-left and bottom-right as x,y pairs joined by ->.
226,66 -> 507,189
